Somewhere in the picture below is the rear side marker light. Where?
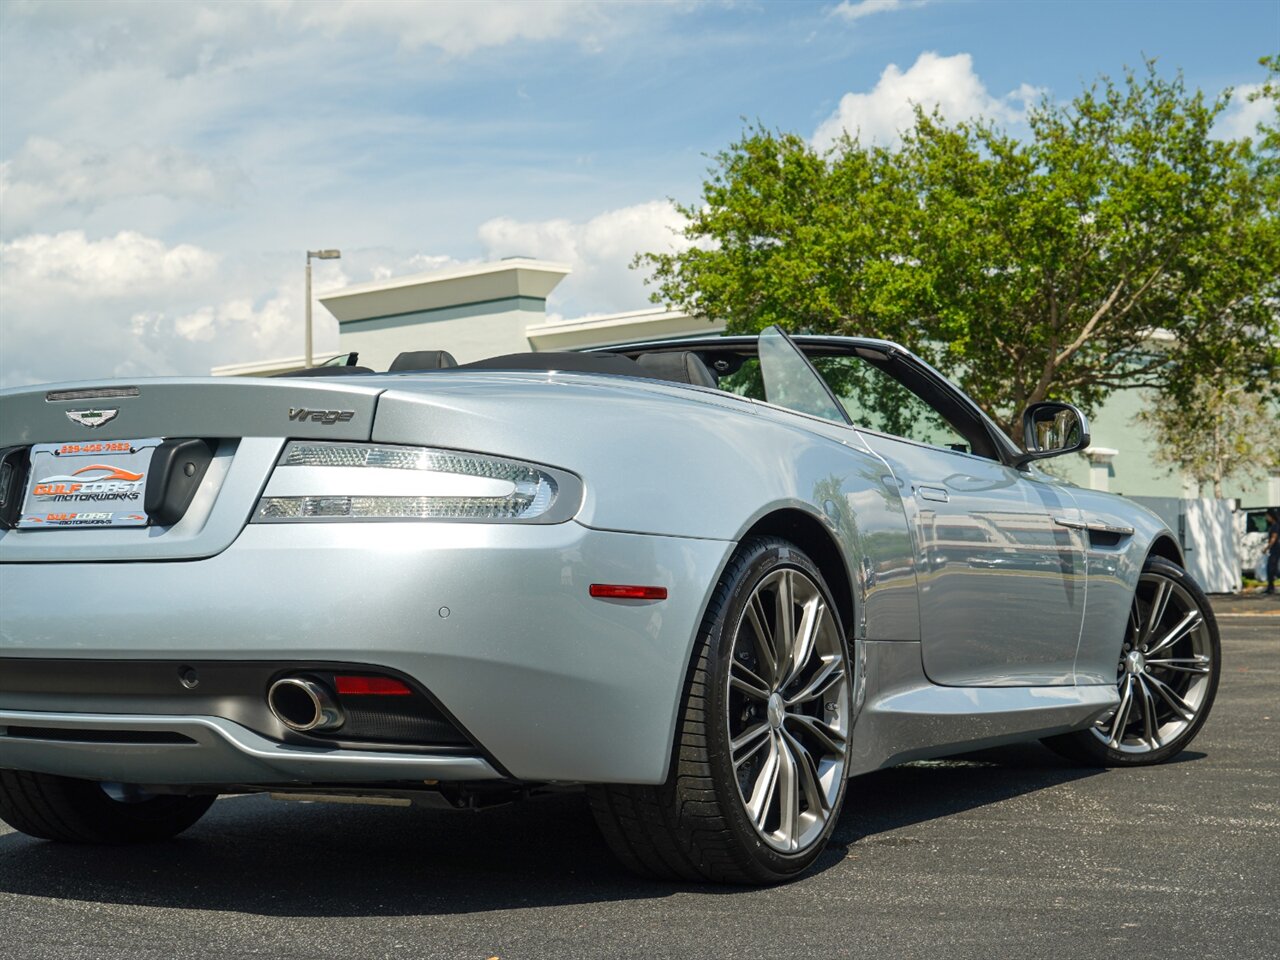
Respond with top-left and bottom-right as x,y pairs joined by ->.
334,675 -> 413,696
589,584 -> 668,600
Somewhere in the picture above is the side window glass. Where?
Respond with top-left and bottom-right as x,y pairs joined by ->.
811,355 -> 972,452
719,358 -> 765,401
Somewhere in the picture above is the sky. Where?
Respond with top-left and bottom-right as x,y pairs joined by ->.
0,0 -> 1275,387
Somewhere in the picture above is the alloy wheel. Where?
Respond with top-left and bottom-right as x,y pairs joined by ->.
1091,570 -> 1214,754
726,567 -> 850,853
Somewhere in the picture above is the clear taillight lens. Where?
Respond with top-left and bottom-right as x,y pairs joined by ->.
253,442 -> 575,523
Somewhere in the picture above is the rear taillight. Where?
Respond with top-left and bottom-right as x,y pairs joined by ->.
252,441 -> 580,523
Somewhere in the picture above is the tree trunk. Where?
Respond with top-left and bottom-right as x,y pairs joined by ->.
1212,419 -> 1224,500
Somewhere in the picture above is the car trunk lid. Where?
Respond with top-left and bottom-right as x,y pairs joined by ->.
0,378 -> 384,562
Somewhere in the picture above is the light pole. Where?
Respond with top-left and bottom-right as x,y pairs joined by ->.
305,249 -> 341,368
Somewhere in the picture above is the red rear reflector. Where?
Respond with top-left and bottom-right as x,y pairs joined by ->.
334,675 -> 413,696
589,584 -> 668,600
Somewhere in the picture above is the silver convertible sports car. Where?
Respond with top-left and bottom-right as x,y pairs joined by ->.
0,327 -> 1220,884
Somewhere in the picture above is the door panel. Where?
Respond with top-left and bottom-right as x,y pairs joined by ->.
859,433 -> 1087,686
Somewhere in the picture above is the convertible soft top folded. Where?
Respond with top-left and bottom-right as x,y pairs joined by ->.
275,347 -> 720,387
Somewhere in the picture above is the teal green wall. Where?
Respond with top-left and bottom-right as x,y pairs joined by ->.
1054,388 -> 1276,505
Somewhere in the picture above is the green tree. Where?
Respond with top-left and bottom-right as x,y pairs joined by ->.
1249,53 -> 1279,179
640,60 -> 1280,441
1139,379 -> 1280,499
1142,54 -> 1280,499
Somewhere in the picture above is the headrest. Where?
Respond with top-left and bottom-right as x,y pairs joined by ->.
636,351 -> 718,388
388,350 -> 459,372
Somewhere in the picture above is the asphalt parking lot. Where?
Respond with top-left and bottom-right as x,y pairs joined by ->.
2,607 -> 1276,960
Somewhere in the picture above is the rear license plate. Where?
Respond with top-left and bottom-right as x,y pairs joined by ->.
18,438 -> 161,529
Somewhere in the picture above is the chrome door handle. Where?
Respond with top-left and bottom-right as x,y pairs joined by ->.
1086,522 -> 1135,537
1055,516 -> 1135,536
918,486 -> 949,503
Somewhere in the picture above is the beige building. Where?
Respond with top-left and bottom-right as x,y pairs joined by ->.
211,257 -> 722,377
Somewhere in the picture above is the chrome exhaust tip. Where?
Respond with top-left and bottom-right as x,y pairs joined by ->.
267,677 -> 344,732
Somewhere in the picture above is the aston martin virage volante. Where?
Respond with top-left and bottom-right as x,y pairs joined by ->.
0,327 -> 1220,883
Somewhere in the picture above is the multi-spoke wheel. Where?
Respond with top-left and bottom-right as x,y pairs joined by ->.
727,567 -> 849,854
1043,554 -> 1220,767
588,536 -> 853,884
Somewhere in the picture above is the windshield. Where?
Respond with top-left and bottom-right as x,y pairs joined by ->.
758,326 -> 847,423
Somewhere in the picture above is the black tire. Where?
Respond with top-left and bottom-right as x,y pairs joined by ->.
1043,554 -> 1221,767
0,770 -> 215,843
588,536 -> 853,884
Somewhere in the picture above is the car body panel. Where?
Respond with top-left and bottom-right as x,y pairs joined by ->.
858,431 -> 1087,686
1,521 -> 733,784
370,378 -> 922,643
601,333 -> 1174,689
0,710 -> 503,785
848,640 -> 1118,775
1065,486 -> 1175,684
0,332 -> 1181,791
0,377 -> 382,446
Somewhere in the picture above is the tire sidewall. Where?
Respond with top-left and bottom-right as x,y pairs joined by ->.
0,770 -> 215,844
700,538 -> 853,879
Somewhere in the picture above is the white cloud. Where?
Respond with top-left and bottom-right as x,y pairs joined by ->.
1,0 -> 621,78
478,200 -> 690,316
283,0 -> 612,57
1216,83 -> 1276,142
830,0 -> 929,22
0,137 -> 241,231
131,292 -> 296,349
812,51 -> 1039,150
404,253 -> 469,275
362,252 -> 470,283
0,0 -> 715,386
0,202 -> 690,386
0,231 -> 219,301
0,230 -> 323,386
0,1 -> 265,77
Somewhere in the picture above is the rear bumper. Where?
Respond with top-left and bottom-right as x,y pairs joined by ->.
0,521 -> 733,785
0,709 -> 500,785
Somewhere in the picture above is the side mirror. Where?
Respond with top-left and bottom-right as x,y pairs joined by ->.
1013,401 -> 1090,469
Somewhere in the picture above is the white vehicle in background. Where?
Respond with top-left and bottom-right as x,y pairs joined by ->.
1238,507 -> 1277,580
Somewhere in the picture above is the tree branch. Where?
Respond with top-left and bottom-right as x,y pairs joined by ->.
1110,260 -> 1170,322
1053,275 -> 1127,368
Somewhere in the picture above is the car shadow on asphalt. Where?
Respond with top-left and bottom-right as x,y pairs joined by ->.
0,742 -> 1200,915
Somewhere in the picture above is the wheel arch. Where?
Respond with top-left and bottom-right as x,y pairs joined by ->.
739,507 -> 857,639
1146,532 -> 1185,569
654,505 -> 859,785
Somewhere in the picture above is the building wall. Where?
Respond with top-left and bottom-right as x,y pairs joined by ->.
338,296 -> 546,370
1053,387 -> 1278,506
526,308 -> 724,352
